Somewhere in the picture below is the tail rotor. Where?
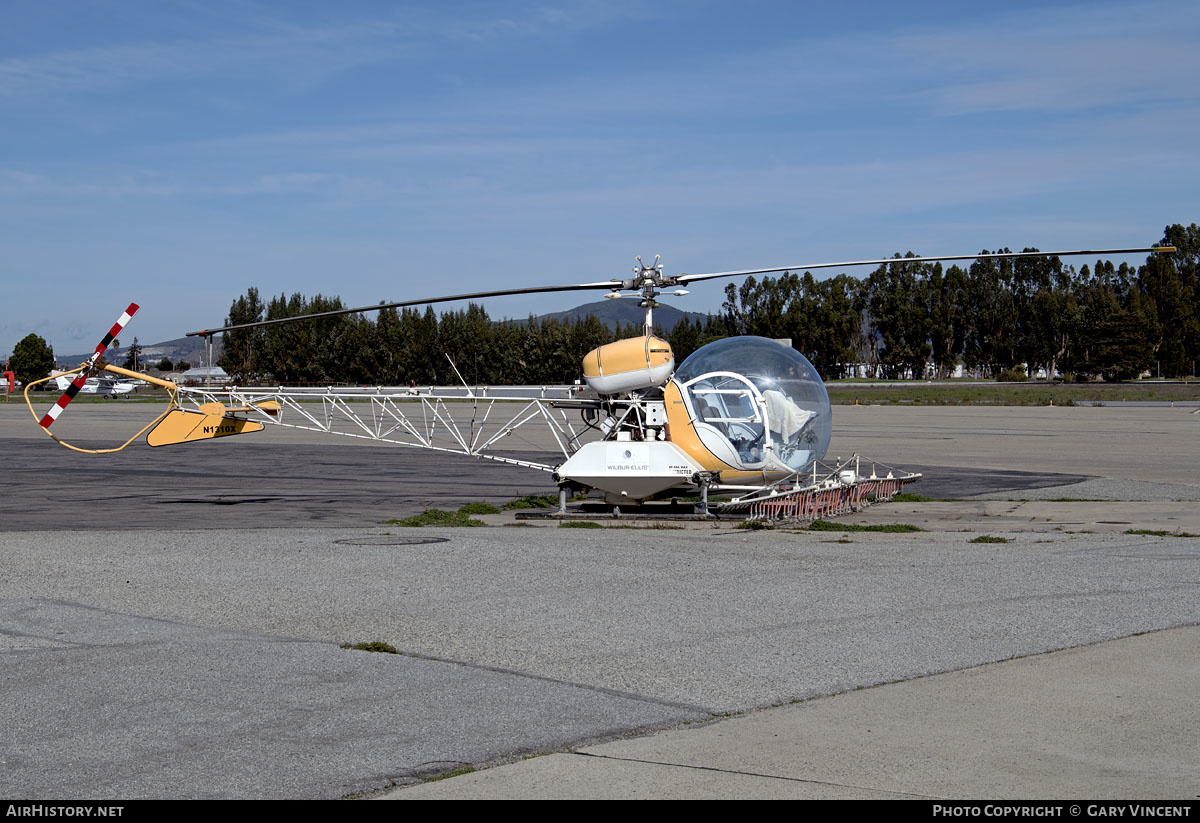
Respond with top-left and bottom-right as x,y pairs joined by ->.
38,303 -> 139,429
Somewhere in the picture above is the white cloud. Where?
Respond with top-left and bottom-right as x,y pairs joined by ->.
0,1 -> 651,98
887,0 -> 1200,114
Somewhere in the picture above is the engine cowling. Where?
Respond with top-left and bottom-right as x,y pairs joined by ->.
581,335 -> 674,395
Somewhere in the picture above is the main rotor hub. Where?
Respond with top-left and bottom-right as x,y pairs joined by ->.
629,254 -> 674,298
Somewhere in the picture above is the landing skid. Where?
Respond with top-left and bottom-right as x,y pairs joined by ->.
716,454 -> 920,524
516,501 -> 730,521
517,455 -> 921,525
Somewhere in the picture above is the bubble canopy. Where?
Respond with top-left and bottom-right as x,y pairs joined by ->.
674,337 -> 831,471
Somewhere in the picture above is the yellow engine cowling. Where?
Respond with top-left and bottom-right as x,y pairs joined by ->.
582,336 -> 674,395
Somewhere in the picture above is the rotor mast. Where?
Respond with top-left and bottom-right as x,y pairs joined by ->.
636,255 -> 662,335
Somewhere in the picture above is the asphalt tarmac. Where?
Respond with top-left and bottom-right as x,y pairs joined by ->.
1,402 -> 1093,529
1,400 -> 1197,799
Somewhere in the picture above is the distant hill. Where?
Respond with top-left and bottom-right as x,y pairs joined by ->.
56,300 -> 713,366
58,335 -> 221,369
519,299 -> 712,333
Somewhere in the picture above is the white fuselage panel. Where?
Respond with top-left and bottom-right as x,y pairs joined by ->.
556,440 -> 703,501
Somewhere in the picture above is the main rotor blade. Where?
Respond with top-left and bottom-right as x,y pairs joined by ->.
676,247 -> 1175,284
187,280 -> 623,337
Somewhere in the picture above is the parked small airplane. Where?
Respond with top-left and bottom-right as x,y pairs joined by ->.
52,372 -> 143,398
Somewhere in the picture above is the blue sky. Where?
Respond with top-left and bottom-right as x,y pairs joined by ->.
2,0 -> 1197,357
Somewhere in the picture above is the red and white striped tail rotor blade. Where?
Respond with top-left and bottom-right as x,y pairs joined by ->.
39,374 -> 89,428
88,302 -> 140,367
39,302 -> 140,430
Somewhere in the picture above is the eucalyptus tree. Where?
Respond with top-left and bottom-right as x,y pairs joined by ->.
963,252 -> 1019,376
1011,251 -> 1077,379
925,264 -> 968,379
372,305 -> 404,384
667,316 -> 703,362
438,303 -> 493,385
1070,261 -> 1156,381
217,287 -> 265,382
1138,224 -> 1199,377
863,255 -> 932,378
260,293 -> 308,383
805,273 -> 860,378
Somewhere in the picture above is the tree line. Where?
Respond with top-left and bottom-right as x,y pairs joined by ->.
217,290 -> 653,386
216,224 -> 1198,385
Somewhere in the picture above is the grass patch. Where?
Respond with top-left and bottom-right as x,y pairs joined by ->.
502,493 -> 560,510
970,535 -> 1009,543
599,522 -> 686,530
1124,528 -> 1199,538
457,502 -> 501,515
423,765 -> 477,783
808,520 -> 922,533
890,492 -> 937,503
501,492 -> 589,510
878,493 -> 963,503
556,520 -> 682,530
735,519 -> 774,530
340,641 -> 398,654
381,508 -> 485,527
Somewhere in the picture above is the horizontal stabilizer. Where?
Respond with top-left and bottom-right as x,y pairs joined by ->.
147,409 -> 264,447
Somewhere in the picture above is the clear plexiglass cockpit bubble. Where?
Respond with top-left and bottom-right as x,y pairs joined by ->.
674,336 -> 831,472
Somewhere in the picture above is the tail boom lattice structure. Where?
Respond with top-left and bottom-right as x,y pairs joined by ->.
177,385 -> 593,472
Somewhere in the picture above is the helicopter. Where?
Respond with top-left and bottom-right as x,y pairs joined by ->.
25,245 -> 1173,517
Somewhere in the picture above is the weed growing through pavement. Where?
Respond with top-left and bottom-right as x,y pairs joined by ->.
381,507 -> 486,527
808,520 -> 922,533
340,641 -> 398,654
1124,528 -> 1199,538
